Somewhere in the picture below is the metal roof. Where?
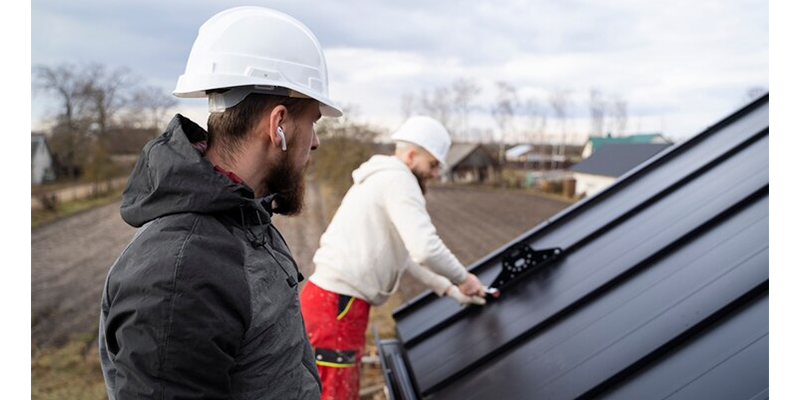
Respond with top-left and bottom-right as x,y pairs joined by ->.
505,144 -> 533,158
587,133 -> 668,149
570,143 -> 672,177
377,94 -> 769,400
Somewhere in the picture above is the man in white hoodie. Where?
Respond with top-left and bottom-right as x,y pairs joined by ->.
300,115 -> 485,400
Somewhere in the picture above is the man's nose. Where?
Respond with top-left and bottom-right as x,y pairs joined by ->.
431,168 -> 439,179
310,130 -> 320,151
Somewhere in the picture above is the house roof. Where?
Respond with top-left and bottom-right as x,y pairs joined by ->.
31,135 -> 48,159
570,143 -> 671,177
505,144 -> 533,158
377,94 -> 769,400
445,143 -> 482,168
588,133 -> 666,148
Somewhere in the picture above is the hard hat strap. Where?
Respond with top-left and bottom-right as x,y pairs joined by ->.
207,85 -> 302,113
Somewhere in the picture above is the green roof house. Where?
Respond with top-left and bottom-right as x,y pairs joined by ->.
582,133 -> 670,159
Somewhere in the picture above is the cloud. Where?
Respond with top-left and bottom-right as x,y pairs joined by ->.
31,0 -> 768,141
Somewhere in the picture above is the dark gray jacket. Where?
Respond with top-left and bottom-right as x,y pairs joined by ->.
99,114 -> 321,399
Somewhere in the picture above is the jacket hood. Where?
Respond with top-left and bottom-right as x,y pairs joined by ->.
351,155 -> 410,184
120,114 -> 264,227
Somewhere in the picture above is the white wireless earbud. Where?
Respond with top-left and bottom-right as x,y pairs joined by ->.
277,126 -> 287,151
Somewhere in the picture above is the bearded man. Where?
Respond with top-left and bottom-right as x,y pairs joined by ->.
98,7 -> 341,399
300,115 -> 486,400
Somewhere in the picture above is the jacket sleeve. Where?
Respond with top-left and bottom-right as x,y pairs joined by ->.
383,173 -> 467,284
104,217 -> 251,399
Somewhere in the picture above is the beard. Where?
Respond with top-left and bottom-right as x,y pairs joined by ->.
411,167 -> 428,195
261,157 -> 308,216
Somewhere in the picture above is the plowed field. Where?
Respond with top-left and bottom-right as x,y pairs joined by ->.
31,182 -> 572,397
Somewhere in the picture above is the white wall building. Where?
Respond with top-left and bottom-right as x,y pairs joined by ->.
570,143 -> 671,198
32,135 -> 56,185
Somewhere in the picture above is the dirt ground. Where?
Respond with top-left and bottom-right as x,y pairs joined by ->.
31,202 -> 136,350
31,182 -> 572,398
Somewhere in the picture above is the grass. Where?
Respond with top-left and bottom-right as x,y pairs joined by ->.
31,334 -> 107,400
31,188 -> 123,228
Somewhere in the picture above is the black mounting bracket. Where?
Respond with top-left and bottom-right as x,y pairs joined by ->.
397,244 -> 565,349
489,244 -> 563,292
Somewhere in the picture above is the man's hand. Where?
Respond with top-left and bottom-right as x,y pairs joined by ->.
458,273 -> 485,297
446,285 -> 486,306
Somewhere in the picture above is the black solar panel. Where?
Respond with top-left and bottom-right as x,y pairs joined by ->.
377,94 -> 769,400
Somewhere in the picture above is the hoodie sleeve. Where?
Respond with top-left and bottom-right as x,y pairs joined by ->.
403,258 -> 452,296
383,172 -> 467,284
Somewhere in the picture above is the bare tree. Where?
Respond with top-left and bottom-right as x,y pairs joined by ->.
611,96 -> 628,137
32,64 -> 92,132
451,78 -> 481,142
83,63 -> 133,138
405,82 -> 473,140
129,85 -> 179,131
518,96 -> 547,169
492,81 -> 519,162
34,62 -> 168,180
411,87 -> 455,137
478,128 -> 495,144
33,64 -> 96,178
312,105 -> 380,214
522,97 -> 547,139
549,89 -> 571,169
422,87 -> 454,133
589,89 -> 607,137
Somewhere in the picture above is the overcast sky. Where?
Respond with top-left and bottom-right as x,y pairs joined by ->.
31,0 -> 768,143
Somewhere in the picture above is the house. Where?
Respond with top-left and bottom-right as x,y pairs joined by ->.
582,133 -> 670,158
31,134 -> 56,185
376,94 -> 768,399
569,143 -> 671,198
504,144 -> 533,161
443,143 -> 497,184
504,143 -> 583,171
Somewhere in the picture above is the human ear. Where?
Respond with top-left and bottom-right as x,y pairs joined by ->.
269,105 -> 288,151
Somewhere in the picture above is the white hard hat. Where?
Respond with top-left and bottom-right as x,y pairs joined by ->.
391,116 -> 452,167
173,7 -> 342,117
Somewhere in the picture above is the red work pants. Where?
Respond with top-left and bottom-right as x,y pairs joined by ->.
300,281 -> 370,400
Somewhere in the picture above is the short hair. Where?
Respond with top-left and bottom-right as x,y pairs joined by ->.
207,93 -> 315,163
395,141 -> 430,158
395,141 -> 420,153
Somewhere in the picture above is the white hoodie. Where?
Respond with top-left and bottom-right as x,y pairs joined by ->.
309,155 -> 467,305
